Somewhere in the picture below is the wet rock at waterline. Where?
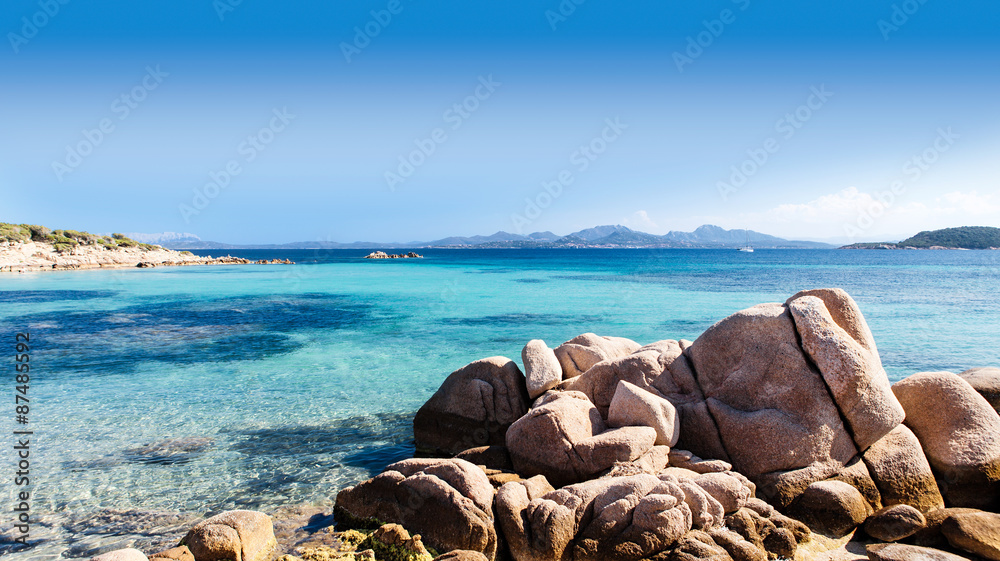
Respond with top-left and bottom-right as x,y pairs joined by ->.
413,357 -> 530,456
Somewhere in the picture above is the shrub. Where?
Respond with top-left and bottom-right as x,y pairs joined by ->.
0,223 -> 32,243
51,235 -> 78,246
1,223 -> 154,250
28,224 -> 51,240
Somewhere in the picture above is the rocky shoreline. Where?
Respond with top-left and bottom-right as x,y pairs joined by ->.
0,241 -> 293,272
364,251 -> 424,259
30,288 -> 1000,561
840,244 -> 1000,250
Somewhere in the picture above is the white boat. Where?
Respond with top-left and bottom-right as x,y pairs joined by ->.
738,229 -> 754,252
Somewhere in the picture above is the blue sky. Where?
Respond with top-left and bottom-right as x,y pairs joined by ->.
2,0 -> 998,243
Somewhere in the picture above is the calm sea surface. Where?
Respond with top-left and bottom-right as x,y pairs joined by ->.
1,248 -> 998,557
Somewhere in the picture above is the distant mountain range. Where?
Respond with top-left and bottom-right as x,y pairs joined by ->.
152,225 -> 835,250
841,226 -> 1000,250
123,231 -> 201,244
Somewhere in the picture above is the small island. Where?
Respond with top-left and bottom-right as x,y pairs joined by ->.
841,226 -> 1000,250
0,223 -> 293,272
364,251 -> 423,259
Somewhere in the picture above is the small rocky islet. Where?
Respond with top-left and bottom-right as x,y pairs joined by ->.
364,251 -> 424,259
81,288 -> 1000,561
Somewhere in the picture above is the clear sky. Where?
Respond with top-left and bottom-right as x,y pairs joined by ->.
2,0 -> 998,243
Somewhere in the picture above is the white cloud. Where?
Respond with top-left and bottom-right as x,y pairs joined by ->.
747,187 -> 1000,242
933,191 -> 1000,216
766,187 -> 923,223
623,210 -> 660,233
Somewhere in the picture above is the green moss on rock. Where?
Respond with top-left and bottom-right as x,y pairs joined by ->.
333,506 -> 385,532
357,525 -> 434,561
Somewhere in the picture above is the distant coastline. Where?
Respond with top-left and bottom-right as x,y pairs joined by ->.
156,224 -> 835,251
0,223 -> 291,273
840,226 -> 1000,250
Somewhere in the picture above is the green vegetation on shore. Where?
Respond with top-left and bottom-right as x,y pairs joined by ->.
841,226 -> 1000,250
899,226 -> 1000,249
0,223 -> 159,253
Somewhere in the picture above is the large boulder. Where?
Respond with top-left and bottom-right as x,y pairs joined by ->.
414,357 -> 530,456
670,530 -> 732,561
607,380 -> 680,446
505,391 -> 656,486
148,547 -> 193,561
959,367 -> 1000,413
494,478 -> 576,561
668,449 -> 732,475
725,505 -> 810,560
678,479 -> 726,530
608,444 -> 671,477
693,472 -> 752,514
892,371 -> 1000,509
495,472 -> 777,561
560,350 -> 666,417
454,445 -> 514,473
866,543 -> 973,561
522,340 -> 562,400
786,479 -> 873,538
708,528 -> 767,561
560,339 -> 730,462
861,424 -> 945,513
754,462 -> 845,510
655,341 -> 731,462
433,552 -> 489,561
182,510 -> 276,561
864,504 -> 926,542
496,474 -> 694,561
786,289 -> 904,450
941,511 -> 1000,561
831,456 -> 883,512
687,302 -> 857,492
914,508 -> 981,548
334,458 -> 498,560
90,551 -> 148,561
552,334 -> 641,379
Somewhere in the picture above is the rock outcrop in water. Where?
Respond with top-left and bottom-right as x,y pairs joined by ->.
331,287 -> 1000,561
413,357 -> 530,456
364,251 -> 423,259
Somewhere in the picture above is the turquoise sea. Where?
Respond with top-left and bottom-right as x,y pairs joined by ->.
1,248 -> 998,558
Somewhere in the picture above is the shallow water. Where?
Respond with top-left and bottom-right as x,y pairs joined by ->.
0,248 -> 998,558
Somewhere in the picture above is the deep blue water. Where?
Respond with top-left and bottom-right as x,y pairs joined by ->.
0,248 -> 997,558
